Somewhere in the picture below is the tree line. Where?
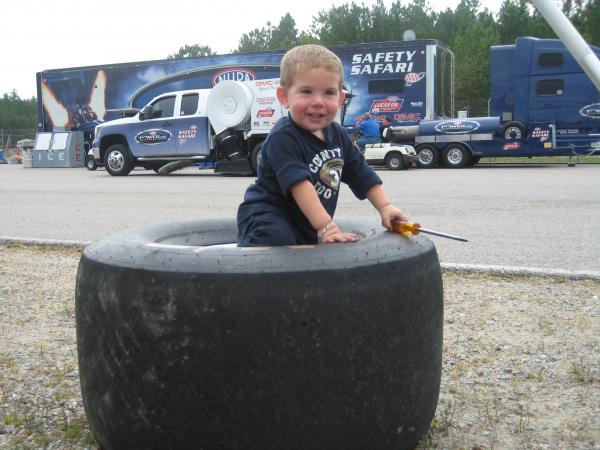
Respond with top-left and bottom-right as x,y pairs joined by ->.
2,0 -> 598,137
0,91 -> 37,148
170,0 -> 599,116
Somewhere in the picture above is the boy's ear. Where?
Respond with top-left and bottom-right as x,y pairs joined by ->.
276,86 -> 289,107
338,91 -> 346,106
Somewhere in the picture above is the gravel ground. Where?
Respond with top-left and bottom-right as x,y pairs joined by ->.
0,244 -> 598,449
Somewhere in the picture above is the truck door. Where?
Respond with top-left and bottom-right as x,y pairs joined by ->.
174,92 -> 211,156
528,77 -> 562,129
130,95 -> 177,156
550,73 -> 599,135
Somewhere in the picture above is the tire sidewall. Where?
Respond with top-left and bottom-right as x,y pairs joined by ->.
104,144 -> 133,176
416,145 -> 439,168
501,121 -> 527,139
86,155 -> 97,171
250,141 -> 263,175
442,143 -> 470,168
76,218 -> 443,449
385,152 -> 405,170
81,218 -> 436,274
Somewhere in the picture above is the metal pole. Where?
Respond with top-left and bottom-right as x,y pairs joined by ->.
530,0 -> 600,92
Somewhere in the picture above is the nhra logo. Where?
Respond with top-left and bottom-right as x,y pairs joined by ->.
371,96 -> 403,113
257,108 -> 275,118
404,72 -> 426,86
135,129 -> 171,145
579,103 -> 600,119
434,120 -> 480,134
212,68 -> 257,86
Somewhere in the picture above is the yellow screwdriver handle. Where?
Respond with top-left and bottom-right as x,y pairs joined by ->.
392,221 -> 421,235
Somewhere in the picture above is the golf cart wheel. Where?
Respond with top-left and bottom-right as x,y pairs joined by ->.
76,218 -> 443,450
85,154 -> 97,171
385,152 -> 407,170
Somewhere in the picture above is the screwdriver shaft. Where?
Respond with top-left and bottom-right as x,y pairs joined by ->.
417,227 -> 468,242
392,221 -> 468,242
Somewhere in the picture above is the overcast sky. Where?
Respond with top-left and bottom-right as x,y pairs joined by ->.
3,0 -> 501,99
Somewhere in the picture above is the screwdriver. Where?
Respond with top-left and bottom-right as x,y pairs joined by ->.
392,221 -> 468,242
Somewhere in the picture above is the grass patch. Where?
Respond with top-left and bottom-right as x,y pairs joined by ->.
570,359 -> 595,384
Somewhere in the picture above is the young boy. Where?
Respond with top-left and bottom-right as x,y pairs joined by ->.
237,44 -> 408,246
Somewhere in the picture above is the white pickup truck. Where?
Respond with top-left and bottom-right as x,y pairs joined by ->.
90,79 -> 284,176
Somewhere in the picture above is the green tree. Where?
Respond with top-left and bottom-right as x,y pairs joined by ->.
453,21 -> 500,116
297,31 -> 321,45
0,91 -> 37,129
237,14 -> 300,52
270,13 -> 299,50
0,90 -> 37,143
431,7 -> 459,45
368,0 -> 394,42
238,22 -> 274,52
581,0 -> 600,44
496,0 -> 532,44
387,0 -> 436,42
168,44 -> 215,59
311,2 -> 371,45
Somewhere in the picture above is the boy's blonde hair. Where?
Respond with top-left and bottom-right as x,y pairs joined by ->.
279,44 -> 344,89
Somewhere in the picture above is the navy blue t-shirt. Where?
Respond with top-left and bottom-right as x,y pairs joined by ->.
237,116 -> 382,244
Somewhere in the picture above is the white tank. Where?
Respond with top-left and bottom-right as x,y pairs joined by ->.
206,81 -> 254,135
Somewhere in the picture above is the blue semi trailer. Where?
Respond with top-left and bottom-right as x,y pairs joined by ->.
401,37 -> 600,168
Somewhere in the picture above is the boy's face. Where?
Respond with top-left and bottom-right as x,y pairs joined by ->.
276,67 -> 345,140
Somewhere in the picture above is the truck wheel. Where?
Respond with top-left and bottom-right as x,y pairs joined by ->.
76,218 -> 443,450
500,121 -> 527,139
250,141 -> 263,175
85,154 -> 97,171
104,144 -> 134,176
416,144 -> 439,168
385,152 -> 407,170
442,143 -> 472,168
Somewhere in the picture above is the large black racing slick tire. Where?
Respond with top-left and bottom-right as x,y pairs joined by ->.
76,218 -> 443,450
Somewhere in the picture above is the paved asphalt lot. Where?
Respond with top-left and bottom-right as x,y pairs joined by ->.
1,163 -> 599,273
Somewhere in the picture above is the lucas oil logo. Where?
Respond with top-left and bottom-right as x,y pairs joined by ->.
212,68 -> 257,86
257,108 -> 275,118
135,129 -> 171,145
371,96 -> 404,113
579,103 -> 600,119
434,120 -> 480,134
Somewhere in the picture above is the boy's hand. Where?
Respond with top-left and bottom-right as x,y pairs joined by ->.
379,204 -> 408,230
320,222 -> 359,244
